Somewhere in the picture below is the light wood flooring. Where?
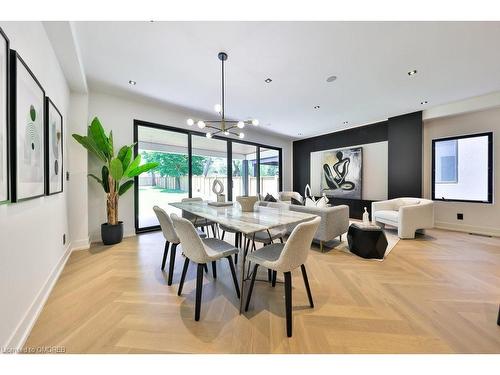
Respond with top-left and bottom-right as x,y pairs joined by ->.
24,229 -> 500,353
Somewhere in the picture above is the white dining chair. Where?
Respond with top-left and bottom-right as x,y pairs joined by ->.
181,197 -> 219,237
153,206 -> 207,285
171,213 -> 240,321
244,216 -> 321,337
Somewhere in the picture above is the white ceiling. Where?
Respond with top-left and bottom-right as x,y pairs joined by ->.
73,21 -> 500,139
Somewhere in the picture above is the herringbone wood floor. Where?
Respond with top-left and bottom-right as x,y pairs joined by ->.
24,229 -> 500,353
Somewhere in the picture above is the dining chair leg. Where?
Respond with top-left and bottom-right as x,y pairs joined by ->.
245,264 -> 259,311
268,269 -> 272,282
212,261 -> 217,279
280,237 -> 284,244
195,263 -> 204,321
161,241 -> 170,271
284,271 -> 293,337
203,264 -> 208,273
234,232 -> 239,265
301,264 -> 314,308
221,230 -> 226,241
167,243 -> 177,286
226,256 -> 240,298
178,257 -> 190,296
211,224 -> 215,238
272,271 -> 277,287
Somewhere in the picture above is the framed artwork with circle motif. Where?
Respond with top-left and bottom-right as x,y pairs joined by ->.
45,97 -> 63,195
0,28 -> 9,204
10,50 -> 46,202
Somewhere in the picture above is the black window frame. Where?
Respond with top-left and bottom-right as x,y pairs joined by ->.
133,119 -> 283,233
431,132 -> 493,204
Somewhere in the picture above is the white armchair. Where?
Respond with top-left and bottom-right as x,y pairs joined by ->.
371,198 -> 434,239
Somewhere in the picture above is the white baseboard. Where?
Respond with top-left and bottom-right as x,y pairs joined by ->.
71,237 -> 90,251
4,243 -> 73,352
435,221 -> 500,237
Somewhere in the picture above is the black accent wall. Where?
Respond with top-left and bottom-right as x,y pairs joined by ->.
387,111 -> 423,199
292,111 -> 422,218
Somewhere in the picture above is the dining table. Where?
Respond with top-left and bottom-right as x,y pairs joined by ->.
169,200 -> 318,313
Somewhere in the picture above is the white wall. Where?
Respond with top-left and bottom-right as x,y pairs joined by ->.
309,141 -> 388,200
87,89 -> 292,241
423,106 -> 500,236
0,22 -> 70,348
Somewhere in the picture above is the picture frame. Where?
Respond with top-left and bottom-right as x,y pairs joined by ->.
0,28 -> 9,204
45,97 -> 63,195
321,146 -> 363,200
10,50 -> 46,202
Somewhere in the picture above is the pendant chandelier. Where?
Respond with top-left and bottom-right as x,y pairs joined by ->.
186,52 -> 259,139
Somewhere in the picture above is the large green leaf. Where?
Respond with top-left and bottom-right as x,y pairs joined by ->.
89,117 -> 110,159
117,146 -> 129,161
124,154 -> 141,177
109,158 -> 124,181
118,180 -> 134,196
117,146 -> 132,171
102,166 -> 110,193
72,134 -> 107,162
127,162 -> 159,177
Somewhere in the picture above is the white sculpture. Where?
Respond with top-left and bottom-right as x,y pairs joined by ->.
212,179 -> 225,202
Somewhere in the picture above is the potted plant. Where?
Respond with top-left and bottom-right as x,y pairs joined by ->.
73,117 -> 158,245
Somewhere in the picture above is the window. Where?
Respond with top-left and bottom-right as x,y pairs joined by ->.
133,120 -> 282,232
259,147 -> 280,197
136,126 -> 189,230
435,140 -> 457,183
191,135 -> 228,201
432,132 -> 493,203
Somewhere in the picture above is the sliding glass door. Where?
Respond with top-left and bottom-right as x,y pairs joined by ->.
231,142 -> 257,198
135,126 -> 189,230
191,135 -> 228,201
134,120 -> 282,232
259,147 -> 280,197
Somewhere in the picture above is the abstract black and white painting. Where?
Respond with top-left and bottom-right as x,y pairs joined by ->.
321,147 -> 362,199
0,29 -> 9,204
45,97 -> 63,194
11,51 -> 45,202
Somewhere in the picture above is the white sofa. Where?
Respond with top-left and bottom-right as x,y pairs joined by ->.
371,198 -> 434,239
258,200 -> 350,251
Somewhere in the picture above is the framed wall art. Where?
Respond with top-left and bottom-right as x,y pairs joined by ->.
0,28 -> 9,204
321,146 -> 363,199
10,50 -> 46,202
45,97 -> 63,195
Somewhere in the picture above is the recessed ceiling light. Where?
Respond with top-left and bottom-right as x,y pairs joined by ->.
314,105 -> 320,109
326,75 -> 337,82
343,121 -> 349,125
407,69 -> 418,76
128,80 -> 136,85
265,78 -> 272,83
421,100 -> 428,105
298,133 -> 303,136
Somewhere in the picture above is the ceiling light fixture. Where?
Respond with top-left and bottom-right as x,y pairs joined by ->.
185,52 -> 258,139
343,121 -> 349,125
265,78 -> 272,83
128,80 -> 136,85
314,105 -> 320,109
326,75 -> 337,82
408,69 -> 418,76
421,100 -> 428,105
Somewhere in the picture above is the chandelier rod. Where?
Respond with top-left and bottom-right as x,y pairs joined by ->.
221,55 -> 225,121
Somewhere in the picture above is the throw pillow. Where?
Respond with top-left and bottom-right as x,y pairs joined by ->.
264,193 -> 277,202
290,197 -> 304,206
